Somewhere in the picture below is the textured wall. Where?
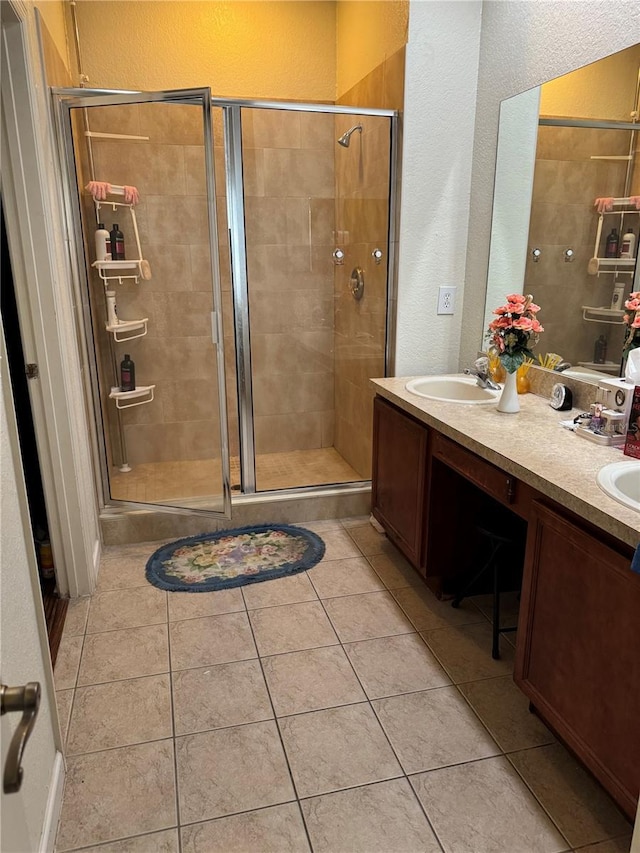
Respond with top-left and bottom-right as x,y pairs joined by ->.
34,0 -> 70,69
75,0 -> 336,100
460,1 -> 640,370
336,0 -> 408,98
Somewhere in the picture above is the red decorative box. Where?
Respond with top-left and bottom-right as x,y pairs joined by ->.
624,386 -> 640,459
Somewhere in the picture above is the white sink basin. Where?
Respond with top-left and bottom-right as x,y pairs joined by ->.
597,460 -> 640,513
405,374 -> 501,404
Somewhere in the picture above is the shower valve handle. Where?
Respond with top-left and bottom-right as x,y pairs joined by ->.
332,248 -> 345,265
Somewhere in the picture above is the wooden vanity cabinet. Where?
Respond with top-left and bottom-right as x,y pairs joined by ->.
515,501 -> 639,818
372,397 -> 429,570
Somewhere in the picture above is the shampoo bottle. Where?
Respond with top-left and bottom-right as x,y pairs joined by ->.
620,228 -> 636,259
110,224 -> 125,260
605,228 -> 619,258
120,354 -> 135,392
105,291 -> 119,327
95,223 -> 110,261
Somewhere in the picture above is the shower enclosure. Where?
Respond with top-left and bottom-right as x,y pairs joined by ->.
55,88 -> 398,518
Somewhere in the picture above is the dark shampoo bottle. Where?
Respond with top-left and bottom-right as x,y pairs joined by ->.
120,354 -> 136,392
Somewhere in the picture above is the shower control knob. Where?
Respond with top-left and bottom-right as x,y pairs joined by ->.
371,249 -> 383,264
531,248 -> 541,263
332,248 -> 345,265
564,248 -> 575,262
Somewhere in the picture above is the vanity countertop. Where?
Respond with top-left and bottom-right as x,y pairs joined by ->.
371,377 -> 640,548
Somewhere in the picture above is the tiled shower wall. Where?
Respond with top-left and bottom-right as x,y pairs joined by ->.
524,126 -> 631,368
333,48 -> 405,479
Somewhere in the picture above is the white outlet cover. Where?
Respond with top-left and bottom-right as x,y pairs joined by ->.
437,286 -> 456,315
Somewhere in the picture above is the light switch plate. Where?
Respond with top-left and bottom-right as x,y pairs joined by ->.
437,286 -> 456,315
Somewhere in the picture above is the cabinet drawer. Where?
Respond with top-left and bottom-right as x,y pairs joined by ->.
432,432 -> 519,510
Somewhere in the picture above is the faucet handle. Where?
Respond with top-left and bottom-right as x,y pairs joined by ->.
474,356 -> 489,374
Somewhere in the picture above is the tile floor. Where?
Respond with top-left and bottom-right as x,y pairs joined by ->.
54,518 -> 633,853
110,448 -> 362,503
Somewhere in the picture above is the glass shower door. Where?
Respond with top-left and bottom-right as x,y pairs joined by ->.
55,89 -> 231,516
232,104 -> 393,492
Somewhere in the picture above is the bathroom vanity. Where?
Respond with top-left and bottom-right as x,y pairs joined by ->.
370,378 -> 640,819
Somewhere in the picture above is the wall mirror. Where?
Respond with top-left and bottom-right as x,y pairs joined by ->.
484,44 -> 640,384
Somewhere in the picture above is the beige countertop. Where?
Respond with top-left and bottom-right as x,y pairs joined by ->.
371,377 -> 640,549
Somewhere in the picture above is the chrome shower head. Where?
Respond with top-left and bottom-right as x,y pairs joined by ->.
337,124 -> 362,147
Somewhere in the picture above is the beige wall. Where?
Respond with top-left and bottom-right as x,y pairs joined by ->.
336,0 -> 408,98
540,44 -> 640,121
74,1 -> 336,101
34,0 -> 70,70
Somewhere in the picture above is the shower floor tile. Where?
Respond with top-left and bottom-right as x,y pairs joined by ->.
56,518 -> 632,852
109,447 -> 362,503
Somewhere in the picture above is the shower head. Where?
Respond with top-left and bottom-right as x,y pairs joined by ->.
337,124 -> 362,148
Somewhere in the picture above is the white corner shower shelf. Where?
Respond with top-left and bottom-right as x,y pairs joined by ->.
92,259 -> 146,285
109,385 -> 155,409
582,306 -> 625,324
105,318 -> 149,342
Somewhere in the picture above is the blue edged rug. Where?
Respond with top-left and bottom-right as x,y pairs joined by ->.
145,523 -> 325,592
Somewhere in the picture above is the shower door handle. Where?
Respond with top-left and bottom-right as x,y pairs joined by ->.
1,682 -> 41,793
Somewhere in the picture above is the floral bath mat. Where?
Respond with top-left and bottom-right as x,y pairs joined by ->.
145,524 -> 325,592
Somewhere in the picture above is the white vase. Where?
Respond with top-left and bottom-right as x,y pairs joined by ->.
497,369 -> 520,413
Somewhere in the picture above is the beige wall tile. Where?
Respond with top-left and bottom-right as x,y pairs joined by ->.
263,149 -> 334,198
138,102 -> 202,145
92,141 -> 185,197
146,196 -> 209,244
244,109 -> 301,149
254,412 -> 323,453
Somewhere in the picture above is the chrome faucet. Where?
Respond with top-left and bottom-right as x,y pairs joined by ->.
464,357 -> 501,390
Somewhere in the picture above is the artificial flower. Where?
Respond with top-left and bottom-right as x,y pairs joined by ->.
486,293 -> 543,373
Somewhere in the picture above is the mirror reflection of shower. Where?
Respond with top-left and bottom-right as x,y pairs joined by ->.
337,124 -> 362,147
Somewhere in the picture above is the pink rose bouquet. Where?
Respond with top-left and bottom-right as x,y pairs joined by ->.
487,293 -> 544,374
623,291 -> 640,358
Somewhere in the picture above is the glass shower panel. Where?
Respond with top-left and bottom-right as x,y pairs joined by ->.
68,98 -> 229,512
241,107 -> 392,491
525,125 -> 636,374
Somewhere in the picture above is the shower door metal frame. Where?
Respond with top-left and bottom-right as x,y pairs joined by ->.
53,86 -> 232,518
218,98 -> 399,495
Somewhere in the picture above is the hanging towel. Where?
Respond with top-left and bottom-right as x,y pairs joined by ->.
86,181 -> 112,201
630,196 -> 640,210
123,185 -> 140,205
594,197 -> 615,214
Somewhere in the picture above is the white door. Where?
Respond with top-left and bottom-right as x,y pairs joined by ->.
1,335 -> 63,852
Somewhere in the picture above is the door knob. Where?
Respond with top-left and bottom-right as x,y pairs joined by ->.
1,682 -> 41,793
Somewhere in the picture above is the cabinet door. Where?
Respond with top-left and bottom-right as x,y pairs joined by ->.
372,398 -> 428,570
515,501 -> 640,817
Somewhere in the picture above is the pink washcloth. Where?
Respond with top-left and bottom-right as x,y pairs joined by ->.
594,197 -> 615,214
123,185 -> 140,205
630,196 -> 640,210
85,181 -> 112,201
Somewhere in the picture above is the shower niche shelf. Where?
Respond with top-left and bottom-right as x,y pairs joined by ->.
109,385 -> 156,410
105,318 -> 149,342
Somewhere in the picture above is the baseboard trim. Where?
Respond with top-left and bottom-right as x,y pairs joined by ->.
39,750 -> 64,853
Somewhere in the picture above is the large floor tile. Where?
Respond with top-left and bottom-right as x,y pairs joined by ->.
175,720 -> 295,823
392,584 -> 485,631
317,528 -> 362,561
262,645 -> 365,716
180,803 -> 310,853
167,587 -> 245,621
172,660 -> 272,734
169,611 -> 256,670
421,621 -> 515,682
56,740 -> 177,851
86,586 -> 167,633
323,590 -> 414,642
367,551 -> 423,590
62,596 -> 90,637
344,633 -> 450,698
308,556 -> 385,598
54,634 -> 83,690
345,523 -> 388,556
474,590 -> 521,627
67,674 -> 172,754
68,828 -> 179,852
301,778 -> 441,853
97,543 -> 162,591
78,624 -> 169,685
249,601 -> 338,656
411,755 -> 567,853
279,702 -> 402,798
459,675 -> 555,752
241,572 -> 317,609
509,744 -> 632,848
373,686 -> 500,773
